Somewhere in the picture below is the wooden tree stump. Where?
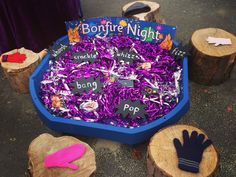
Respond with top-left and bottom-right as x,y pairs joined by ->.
28,133 -> 96,177
189,28 -> 236,85
147,124 -> 219,177
0,48 -> 47,93
122,1 -> 165,24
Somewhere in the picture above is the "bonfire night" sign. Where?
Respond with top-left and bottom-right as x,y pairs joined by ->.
66,17 -> 176,43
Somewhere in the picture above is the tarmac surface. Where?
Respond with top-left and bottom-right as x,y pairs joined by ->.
0,0 -> 236,177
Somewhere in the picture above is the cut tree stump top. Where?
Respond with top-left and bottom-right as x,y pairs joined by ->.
122,1 -> 160,21
191,28 -> 236,57
28,133 -> 96,177
148,124 -> 219,177
0,48 -> 40,71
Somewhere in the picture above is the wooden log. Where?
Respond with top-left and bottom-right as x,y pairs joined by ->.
0,48 -> 47,93
147,124 -> 219,177
122,1 -> 165,24
189,28 -> 236,85
28,133 -> 96,177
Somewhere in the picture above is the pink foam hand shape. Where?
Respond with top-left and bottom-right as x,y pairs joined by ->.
44,144 -> 87,170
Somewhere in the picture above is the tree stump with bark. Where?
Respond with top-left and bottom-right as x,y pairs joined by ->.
0,48 -> 47,93
147,124 -> 219,177
189,28 -> 236,85
28,133 -> 96,177
122,1 -> 165,24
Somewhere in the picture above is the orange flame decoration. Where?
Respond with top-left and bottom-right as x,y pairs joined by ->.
159,34 -> 173,50
68,25 -> 81,43
51,95 -> 61,108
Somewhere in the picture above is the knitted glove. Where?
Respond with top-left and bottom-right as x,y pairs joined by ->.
44,144 -> 86,170
173,130 -> 212,173
2,52 -> 26,63
123,2 -> 151,18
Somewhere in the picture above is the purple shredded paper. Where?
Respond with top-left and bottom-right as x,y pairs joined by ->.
40,35 -> 182,128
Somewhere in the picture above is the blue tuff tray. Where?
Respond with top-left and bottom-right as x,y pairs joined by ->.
29,35 -> 189,145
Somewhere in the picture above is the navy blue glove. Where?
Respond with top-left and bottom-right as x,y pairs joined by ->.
123,2 -> 151,18
173,130 -> 212,173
